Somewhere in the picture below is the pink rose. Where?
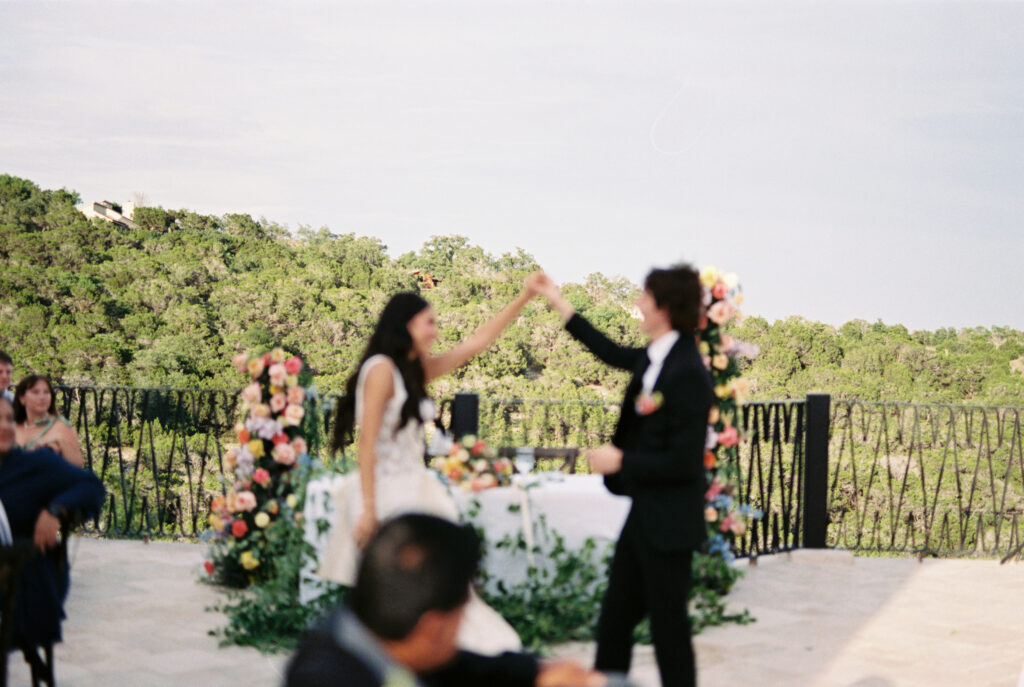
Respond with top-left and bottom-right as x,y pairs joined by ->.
240,382 -> 262,404
252,468 -> 271,487
287,386 -> 305,404
233,354 -> 250,375
707,301 -> 735,326
273,443 -> 297,466
291,437 -> 308,456
706,479 -> 724,501
720,513 -> 735,533
269,392 -> 287,413
234,491 -> 257,512
712,282 -> 729,300
284,356 -> 303,376
717,425 -> 739,448
268,363 -> 288,387
283,403 -> 305,427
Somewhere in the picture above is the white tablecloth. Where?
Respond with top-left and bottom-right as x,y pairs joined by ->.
301,472 -> 631,601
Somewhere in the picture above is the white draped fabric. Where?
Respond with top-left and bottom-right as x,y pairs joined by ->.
302,473 -> 631,600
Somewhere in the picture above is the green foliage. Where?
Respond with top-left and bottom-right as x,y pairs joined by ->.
472,510 -> 753,653
2,172 -> 1020,409
207,493 -> 347,653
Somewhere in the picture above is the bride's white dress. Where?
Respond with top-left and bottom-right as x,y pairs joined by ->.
319,354 -> 522,655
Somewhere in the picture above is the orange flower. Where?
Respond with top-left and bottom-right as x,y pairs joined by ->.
704,451 -> 717,470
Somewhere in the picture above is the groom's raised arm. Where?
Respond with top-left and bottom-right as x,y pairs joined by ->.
565,313 -> 644,372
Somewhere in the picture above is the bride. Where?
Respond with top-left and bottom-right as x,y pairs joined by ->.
320,277 -> 540,655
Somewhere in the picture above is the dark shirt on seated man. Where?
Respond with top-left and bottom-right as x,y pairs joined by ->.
0,394 -> 105,672
284,514 -> 601,687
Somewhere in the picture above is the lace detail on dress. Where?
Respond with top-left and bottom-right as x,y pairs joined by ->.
356,354 -> 425,478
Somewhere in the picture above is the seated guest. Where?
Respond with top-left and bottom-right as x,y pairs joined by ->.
13,374 -> 84,466
0,351 -> 12,402
285,514 -> 601,687
0,395 -> 105,682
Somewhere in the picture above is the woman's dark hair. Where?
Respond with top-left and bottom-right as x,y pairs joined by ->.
331,293 -> 431,452
351,514 -> 480,640
644,264 -> 703,333
13,374 -> 56,425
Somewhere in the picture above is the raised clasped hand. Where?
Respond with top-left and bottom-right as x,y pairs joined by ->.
526,272 -> 558,300
525,271 -> 549,298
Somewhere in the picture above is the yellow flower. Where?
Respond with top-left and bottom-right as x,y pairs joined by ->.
247,358 -> 265,378
285,494 -> 299,509
209,514 -> 224,532
734,293 -> 745,306
248,439 -> 265,459
269,385 -> 283,395
705,506 -> 719,523
254,512 -> 271,529
698,341 -> 710,355
240,550 -> 260,570
732,377 -> 751,402
715,383 -> 733,399
286,374 -> 298,387
699,266 -> 718,288
712,354 -> 729,370
270,347 -> 287,363
708,406 -> 721,424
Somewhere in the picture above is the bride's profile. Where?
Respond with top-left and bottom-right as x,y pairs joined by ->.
320,277 -> 540,654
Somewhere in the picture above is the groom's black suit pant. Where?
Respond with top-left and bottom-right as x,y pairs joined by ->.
595,514 -> 695,687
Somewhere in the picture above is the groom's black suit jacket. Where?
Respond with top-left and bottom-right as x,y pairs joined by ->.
566,313 -> 713,552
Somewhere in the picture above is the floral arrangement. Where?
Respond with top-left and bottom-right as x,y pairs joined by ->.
205,347 -> 313,587
430,435 -> 514,491
696,266 -> 762,562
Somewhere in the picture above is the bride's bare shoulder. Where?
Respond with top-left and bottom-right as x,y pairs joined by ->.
361,356 -> 396,396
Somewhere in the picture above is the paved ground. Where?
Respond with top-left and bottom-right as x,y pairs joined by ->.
9,539 -> 1024,687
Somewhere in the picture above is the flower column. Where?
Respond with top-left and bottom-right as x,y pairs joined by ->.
207,348 -> 312,587
697,267 -> 762,562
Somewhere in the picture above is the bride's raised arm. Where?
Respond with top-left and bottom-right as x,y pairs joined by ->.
422,275 -> 540,383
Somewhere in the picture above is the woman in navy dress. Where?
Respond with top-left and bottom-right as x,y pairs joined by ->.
0,395 -> 104,662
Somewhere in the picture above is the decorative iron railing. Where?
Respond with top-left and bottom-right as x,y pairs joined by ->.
43,385 -> 1024,559
827,400 -> 1024,558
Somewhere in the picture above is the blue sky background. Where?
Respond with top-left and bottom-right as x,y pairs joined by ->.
1,1 -> 1022,330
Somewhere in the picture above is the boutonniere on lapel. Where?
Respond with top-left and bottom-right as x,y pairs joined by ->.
635,390 -> 664,416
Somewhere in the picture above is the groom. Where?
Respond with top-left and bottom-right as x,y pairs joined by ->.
535,266 -> 713,687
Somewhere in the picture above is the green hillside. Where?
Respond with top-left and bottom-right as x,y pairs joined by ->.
2,173 -> 1022,407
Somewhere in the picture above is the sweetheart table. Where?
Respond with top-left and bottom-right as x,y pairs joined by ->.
301,472 -> 631,601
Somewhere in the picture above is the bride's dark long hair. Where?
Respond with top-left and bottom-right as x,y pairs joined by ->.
331,293 -> 431,452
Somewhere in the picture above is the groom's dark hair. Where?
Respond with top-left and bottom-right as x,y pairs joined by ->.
645,264 -> 703,334
350,514 -> 480,640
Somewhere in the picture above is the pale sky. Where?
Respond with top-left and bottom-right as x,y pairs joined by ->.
2,1 -> 1022,330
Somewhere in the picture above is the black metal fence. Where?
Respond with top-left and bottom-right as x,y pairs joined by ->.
45,385 -> 1024,559
50,386 -> 343,537
827,400 -> 1024,558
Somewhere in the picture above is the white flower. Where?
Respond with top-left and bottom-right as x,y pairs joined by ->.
705,427 -> 719,451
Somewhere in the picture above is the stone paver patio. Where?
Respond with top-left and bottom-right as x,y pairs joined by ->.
9,539 -> 1024,686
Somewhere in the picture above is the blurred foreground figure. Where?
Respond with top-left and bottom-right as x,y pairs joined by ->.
285,513 -> 604,687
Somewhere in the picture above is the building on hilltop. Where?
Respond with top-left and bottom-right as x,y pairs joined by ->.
82,200 -> 138,230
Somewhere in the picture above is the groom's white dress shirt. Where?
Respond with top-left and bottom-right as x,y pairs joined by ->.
642,330 -> 680,395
